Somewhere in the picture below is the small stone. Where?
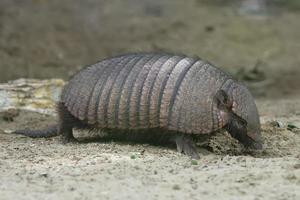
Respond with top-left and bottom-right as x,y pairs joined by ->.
269,121 -> 284,128
285,173 -> 297,180
249,182 -> 256,186
130,155 -> 136,159
293,163 -> 300,169
287,124 -> 298,131
191,159 -> 198,165
40,173 -> 48,178
205,25 -> 215,32
90,161 -> 96,165
172,184 -> 180,190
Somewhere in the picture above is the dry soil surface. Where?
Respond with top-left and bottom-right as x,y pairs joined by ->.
0,98 -> 299,200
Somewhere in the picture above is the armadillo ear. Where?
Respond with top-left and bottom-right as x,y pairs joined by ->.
214,90 -> 232,111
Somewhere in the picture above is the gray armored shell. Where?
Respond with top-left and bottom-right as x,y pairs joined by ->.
61,53 -> 232,134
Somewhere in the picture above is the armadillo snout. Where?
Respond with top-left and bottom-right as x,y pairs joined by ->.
224,82 -> 262,150
248,139 -> 263,150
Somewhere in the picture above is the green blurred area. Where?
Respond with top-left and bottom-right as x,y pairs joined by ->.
0,0 -> 299,98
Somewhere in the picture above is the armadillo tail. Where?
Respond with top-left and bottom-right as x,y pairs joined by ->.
13,124 -> 59,138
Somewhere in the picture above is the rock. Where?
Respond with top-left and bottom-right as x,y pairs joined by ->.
0,79 -> 65,115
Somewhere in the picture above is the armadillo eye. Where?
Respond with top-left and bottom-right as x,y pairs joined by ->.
239,118 -> 247,127
230,112 -> 247,127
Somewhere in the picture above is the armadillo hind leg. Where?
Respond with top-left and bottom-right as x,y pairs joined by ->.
57,102 -> 86,143
175,134 -> 200,159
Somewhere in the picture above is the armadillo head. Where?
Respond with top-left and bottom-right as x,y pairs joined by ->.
215,82 -> 263,150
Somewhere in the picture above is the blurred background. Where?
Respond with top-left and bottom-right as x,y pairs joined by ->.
0,0 -> 299,98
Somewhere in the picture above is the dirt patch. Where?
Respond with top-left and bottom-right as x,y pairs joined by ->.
0,99 -> 299,200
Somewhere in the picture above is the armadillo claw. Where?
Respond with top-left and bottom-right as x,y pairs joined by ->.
175,134 -> 200,160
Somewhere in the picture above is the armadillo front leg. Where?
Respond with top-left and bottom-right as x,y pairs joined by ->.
175,134 -> 200,159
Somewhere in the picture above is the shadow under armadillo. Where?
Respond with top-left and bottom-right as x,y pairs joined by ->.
72,127 -> 216,158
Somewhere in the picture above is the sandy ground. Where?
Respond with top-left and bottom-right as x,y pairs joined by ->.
0,98 -> 299,200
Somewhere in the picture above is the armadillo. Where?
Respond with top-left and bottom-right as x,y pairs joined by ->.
15,53 -> 263,159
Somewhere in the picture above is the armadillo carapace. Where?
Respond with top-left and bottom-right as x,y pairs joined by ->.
15,53 -> 263,159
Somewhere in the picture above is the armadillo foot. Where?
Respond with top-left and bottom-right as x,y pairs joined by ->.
175,134 -> 200,159
61,135 -> 78,144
